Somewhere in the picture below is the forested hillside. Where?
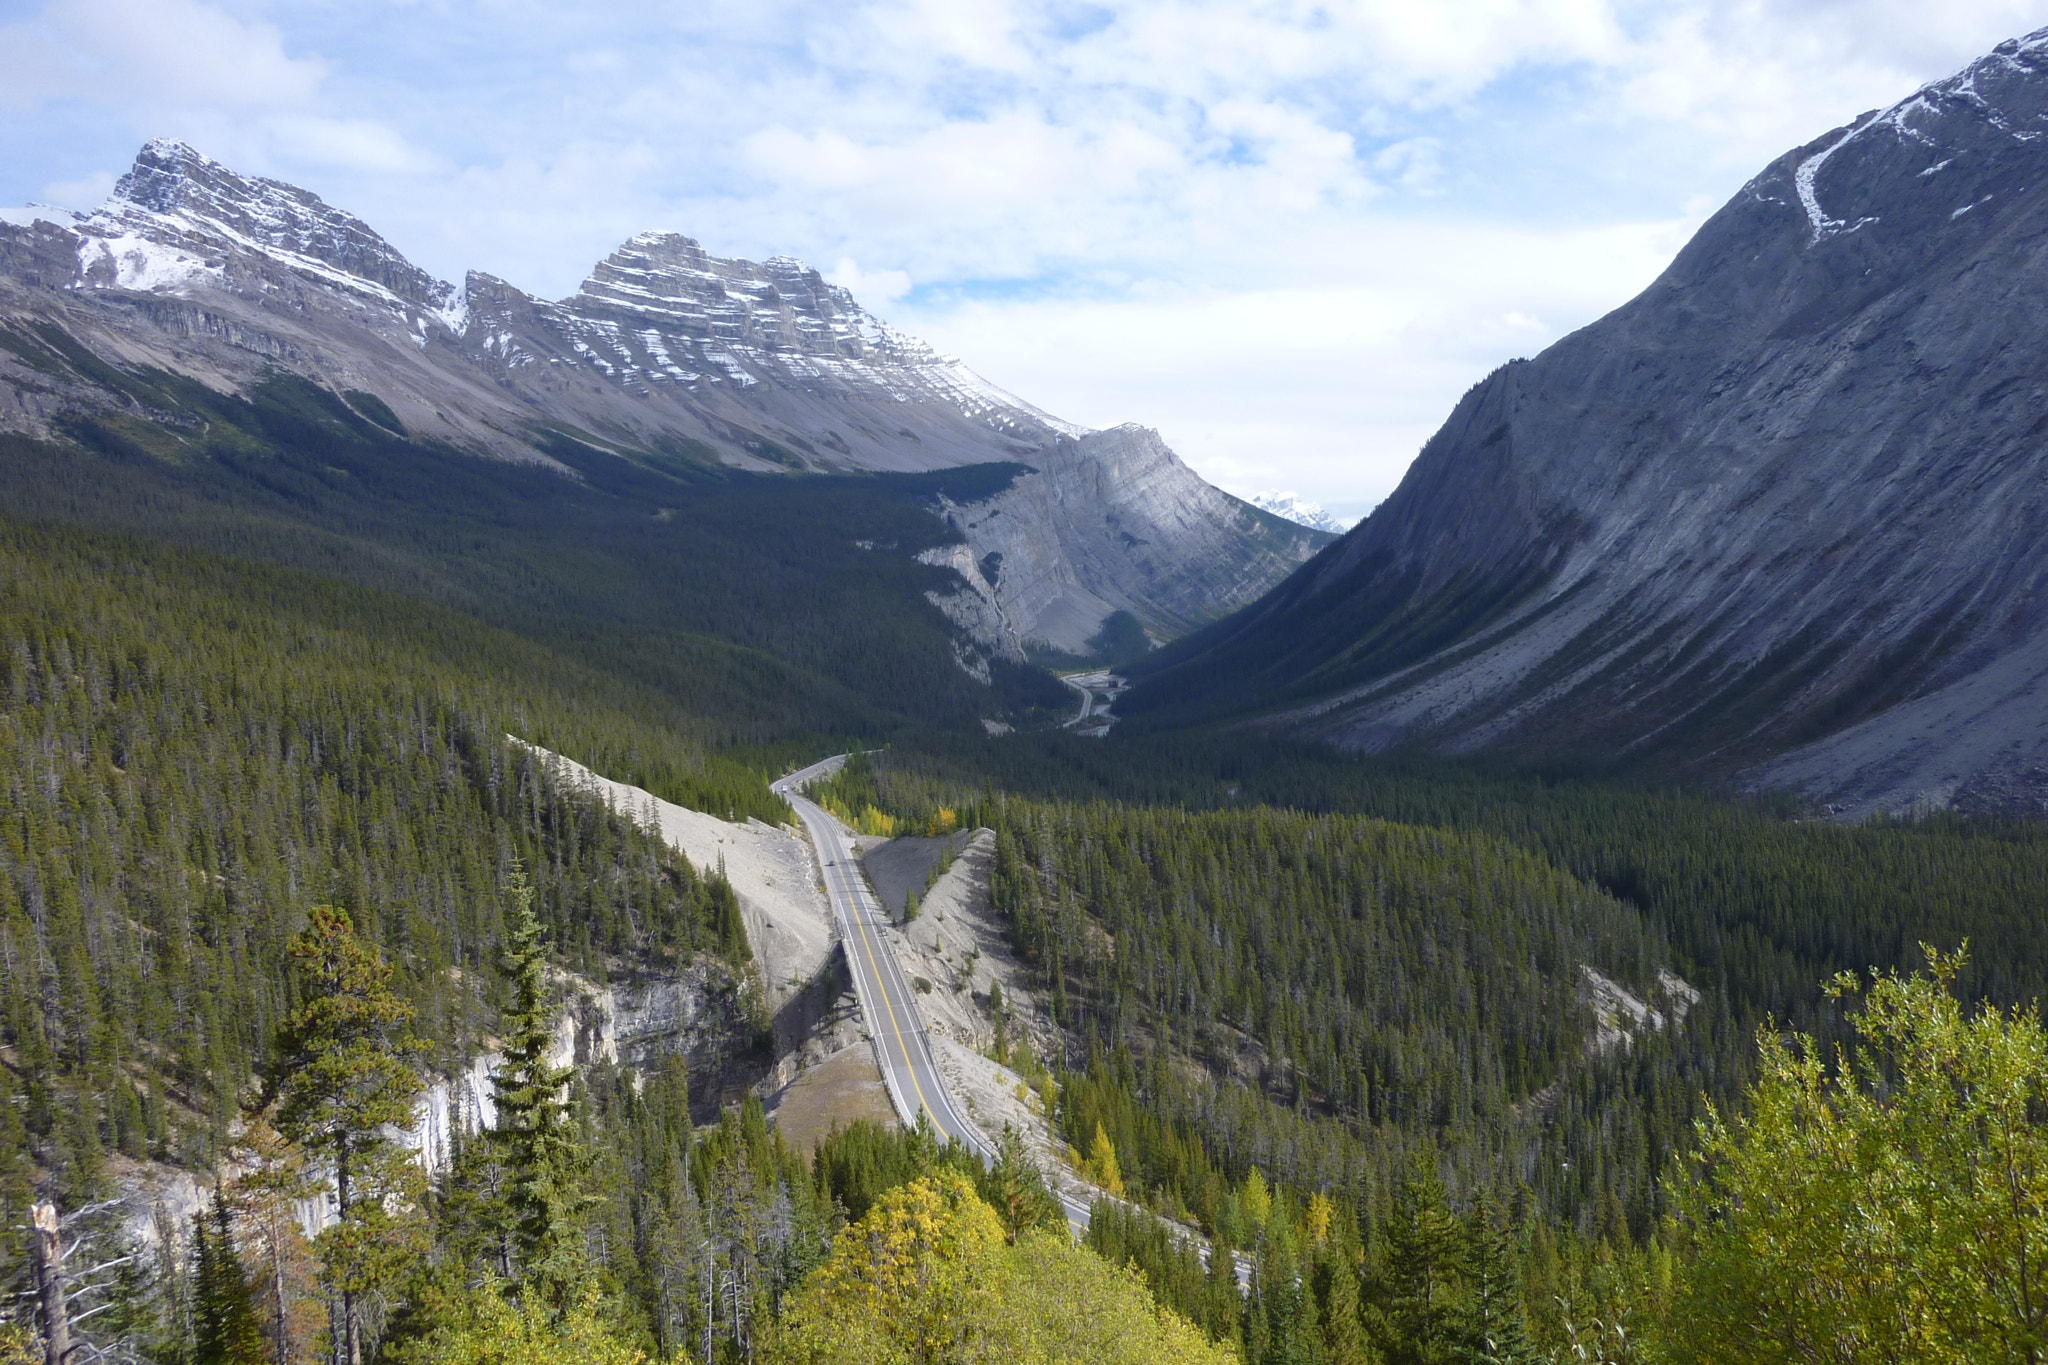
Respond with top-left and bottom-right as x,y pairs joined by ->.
0,515 -> 767,1219
0,358 -> 1068,748
803,740 -> 2048,1362
851,729 -> 2048,1018
790,753 -> 1735,1237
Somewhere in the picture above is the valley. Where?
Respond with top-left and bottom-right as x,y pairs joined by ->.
7,21 -> 2048,1365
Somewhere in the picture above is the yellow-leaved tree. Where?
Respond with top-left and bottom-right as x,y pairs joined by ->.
769,1169 -> 1237,1365
391,1288 -> 646,1365
1089,1123 -> 1127,1199
772,1168 -> 1007,1365
990,1229 -> 1240,1365
1669,946 -> 2048,1365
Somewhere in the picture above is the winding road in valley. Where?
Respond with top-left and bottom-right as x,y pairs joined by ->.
772,756 -> 1095,1233
1059,670 -> 1125,733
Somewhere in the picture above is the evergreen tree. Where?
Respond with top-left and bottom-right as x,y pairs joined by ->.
1256,1220 -> 1321,1365
1315,1242 -> 1375,1365
1454,1197 -> 1537,1365
266,906 -> 425,1365
488,867 -> 589,1307
977,1124 -> 1064,1244
191,1200 -> 265,1365
1382,1172 -> 1466,1365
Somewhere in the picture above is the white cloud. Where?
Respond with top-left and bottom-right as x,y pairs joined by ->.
40,170 -> 115,209
826,257 -> 914,302
0,0 -> 323,109
265,118 -> 435,175
898,211 -> 1705,507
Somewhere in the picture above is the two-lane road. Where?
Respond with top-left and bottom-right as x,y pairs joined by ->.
772,757 -> 1095,1233
773,759 -> 990,1159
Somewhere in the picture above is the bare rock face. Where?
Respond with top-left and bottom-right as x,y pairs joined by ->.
1129,28 -> 2048,814
936,424 -> 1333,653
0,141 -> 1326,651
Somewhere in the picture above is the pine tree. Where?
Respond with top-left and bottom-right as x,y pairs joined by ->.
488,867 -> 589,1306
1257,1220 -> 1321,1365
266,906 -> 425,1365
1453,1197 -> 1537,1365
191,1200 -> 266,1365
1315,1242 -> 1374,1365
978,1124 -> 1063,1243
1383,1172 -> 1466,1365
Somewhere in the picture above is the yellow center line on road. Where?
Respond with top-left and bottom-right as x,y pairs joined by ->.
815,809 -> 943,1134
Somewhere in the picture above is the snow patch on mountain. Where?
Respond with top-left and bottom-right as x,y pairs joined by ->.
78,232 -> 221,293
1249,491 -> 1355,534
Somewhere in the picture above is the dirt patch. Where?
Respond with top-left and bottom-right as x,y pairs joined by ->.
862,831 -> 972,921
766,1044 -> 899,1156
874,829 -> 1061,1066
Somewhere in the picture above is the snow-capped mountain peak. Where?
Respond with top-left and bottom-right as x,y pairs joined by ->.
1249,492 -> 1355,535
0,137 -> 468,323
536,228 -> 1091,436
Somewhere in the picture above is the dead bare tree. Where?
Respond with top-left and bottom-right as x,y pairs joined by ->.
18,1200 -> 149,1365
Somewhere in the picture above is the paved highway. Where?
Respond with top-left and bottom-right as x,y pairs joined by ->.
771,756 -> 1096,1233
1058,670 -> 1123,733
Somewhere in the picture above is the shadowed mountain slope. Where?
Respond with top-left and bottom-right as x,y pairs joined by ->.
1125,28 -> 2048,817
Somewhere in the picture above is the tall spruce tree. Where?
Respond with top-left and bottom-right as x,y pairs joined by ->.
1454,1197 -> 1537,1365
488,867 -> 588,1306
1315,1241 -> 1374,1365
267,906 -> 425,1365
977,1125 -> 1063,1244
191,1199 -> 265,1365
1382,1172 -> 1467,1365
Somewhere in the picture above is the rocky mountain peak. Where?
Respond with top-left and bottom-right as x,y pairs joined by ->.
89,138 -> 456,311
0,139 -> 1329,663
1767,25 -> 2048,251
111,138 -> 253,216
1249,492 -> 1354,535
568,230 -> 880,360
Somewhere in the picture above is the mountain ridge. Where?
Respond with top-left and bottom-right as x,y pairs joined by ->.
0,139 -> 1329,655
1124,25 -> 2048,815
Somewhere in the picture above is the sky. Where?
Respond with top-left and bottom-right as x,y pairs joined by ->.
0,1 -> 2041,519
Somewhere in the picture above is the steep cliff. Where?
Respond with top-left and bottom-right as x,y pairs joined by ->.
934,424 -> 1333,653
1127,28 -> 2048,814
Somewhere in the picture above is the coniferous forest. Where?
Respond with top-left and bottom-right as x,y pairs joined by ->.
5,367 -> 2048,1365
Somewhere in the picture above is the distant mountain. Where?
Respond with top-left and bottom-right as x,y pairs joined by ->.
1247,491 -> 1355,535
1125,28 -> 2048,816
0,141 -> 1327,656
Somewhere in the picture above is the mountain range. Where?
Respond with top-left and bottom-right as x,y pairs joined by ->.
0,139 -> 1326,660
1248,491 -> 1357,535
1128,27 -> 2048,817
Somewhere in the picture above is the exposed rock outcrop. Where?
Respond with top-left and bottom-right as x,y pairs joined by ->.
936,425 -> 1332,652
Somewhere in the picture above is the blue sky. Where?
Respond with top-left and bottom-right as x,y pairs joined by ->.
1,0 -> 2040,517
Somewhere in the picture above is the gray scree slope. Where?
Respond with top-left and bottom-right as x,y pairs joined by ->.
1129,27 -> 2048,817
0,140 -> 1327,653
